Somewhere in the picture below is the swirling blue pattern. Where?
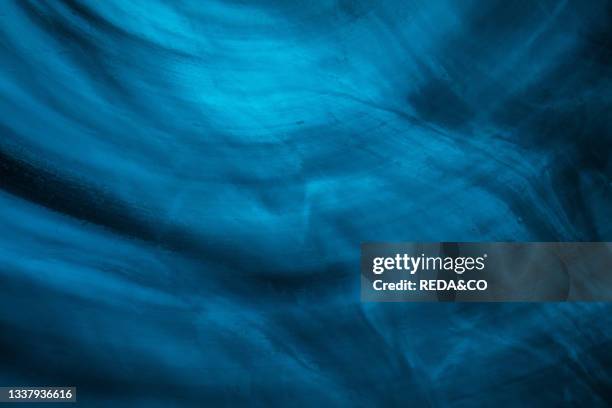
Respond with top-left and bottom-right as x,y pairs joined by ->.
1,0 -> 611,406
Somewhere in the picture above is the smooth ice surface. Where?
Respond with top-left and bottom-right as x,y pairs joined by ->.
0,1 -> 611,406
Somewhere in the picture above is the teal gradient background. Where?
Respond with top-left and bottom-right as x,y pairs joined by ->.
0,1 -> 611,406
